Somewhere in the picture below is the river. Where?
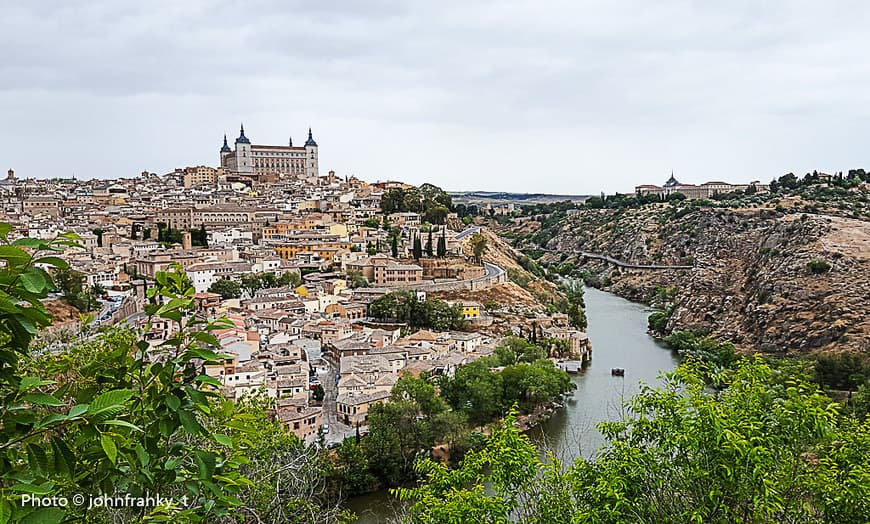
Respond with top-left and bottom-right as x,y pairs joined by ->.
345,286 -> 679,522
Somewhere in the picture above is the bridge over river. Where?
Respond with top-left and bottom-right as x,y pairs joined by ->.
576,251 -> 693,270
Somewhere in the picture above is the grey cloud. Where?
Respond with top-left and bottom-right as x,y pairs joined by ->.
1,1 -> 869,192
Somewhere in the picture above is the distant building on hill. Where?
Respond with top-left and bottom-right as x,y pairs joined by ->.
220,124 -> 319,179
635,173 -> 769,199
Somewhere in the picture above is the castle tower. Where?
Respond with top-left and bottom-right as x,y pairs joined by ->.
6,169 -> 14,180
304,127 -> 319,178
234,124 -> 253,175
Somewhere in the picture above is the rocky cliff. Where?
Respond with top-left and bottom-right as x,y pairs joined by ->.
534,205 -> 870,354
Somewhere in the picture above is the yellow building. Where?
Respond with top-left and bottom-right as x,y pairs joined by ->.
458,301 -> 481,320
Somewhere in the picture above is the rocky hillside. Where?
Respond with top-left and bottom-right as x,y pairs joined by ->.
456,227 -> 564,308
529,204 -> 870,354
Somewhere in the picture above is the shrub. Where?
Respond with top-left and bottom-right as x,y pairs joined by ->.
807,259 -> 831,274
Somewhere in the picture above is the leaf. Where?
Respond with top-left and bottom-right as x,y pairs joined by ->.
68,404 -> 88,418
213,434 -> 233,447
32,256 -> 68,269
0,498 -> 10,524
194,450 -> 216,480
51,436 -> 76,479
20,507 -> 65,524
20,270 -> 47,293
194,375 -> 222,388
9,481 -> 53,494
134,444 -> 149,468
26,443 -> 49,475
18,377 -> 56,391
165,395 -> 181,411
101,434 -> 118,465
178,409 -> 203,435
36,414 -> 70,428
184,347 -> 223,362
22,393 -> 65,407
0,223 -> 12,240
89,389 -> 135,417
0,245 -> 30,266
12,237 -> 50,249
103,419 -> 143,432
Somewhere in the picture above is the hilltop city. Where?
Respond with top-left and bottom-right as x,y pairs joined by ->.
1,125 -> 591,445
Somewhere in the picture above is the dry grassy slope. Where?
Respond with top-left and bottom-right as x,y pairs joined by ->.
44,299 -> 82,323
543,206 -> 870,354
446,227 -> 562,312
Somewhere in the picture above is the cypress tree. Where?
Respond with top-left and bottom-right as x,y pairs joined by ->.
413,234 -> 422,260
391,235 -> 398,258
436,227 -> 447,257
426,228 -> 433,257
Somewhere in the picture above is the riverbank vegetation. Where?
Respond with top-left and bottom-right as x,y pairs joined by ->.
396,357 -> 870,523
328,337 -> 575,495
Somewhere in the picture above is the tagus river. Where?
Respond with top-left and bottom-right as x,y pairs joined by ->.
346,286 -> 679,522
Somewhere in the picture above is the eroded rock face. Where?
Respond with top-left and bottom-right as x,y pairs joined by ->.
544,206 -> 870,354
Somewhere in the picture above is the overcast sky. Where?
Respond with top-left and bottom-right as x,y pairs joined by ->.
2,1 -> 869,194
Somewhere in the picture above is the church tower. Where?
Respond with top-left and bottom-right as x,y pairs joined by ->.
234,124 -> 253,175
219,134 -> 232,167
304,127 -> 319,178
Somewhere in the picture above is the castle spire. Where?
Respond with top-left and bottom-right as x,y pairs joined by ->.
305,127 -> 318,147
235,122 -> 250,144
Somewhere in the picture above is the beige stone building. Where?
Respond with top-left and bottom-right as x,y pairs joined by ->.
336,390 -> 389,427
181,166 -> 219,188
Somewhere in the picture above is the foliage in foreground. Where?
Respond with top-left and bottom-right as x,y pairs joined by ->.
398,358 -> 870,523
0,225 -> 350,523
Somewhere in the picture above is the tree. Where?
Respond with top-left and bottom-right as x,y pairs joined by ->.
1,240 -> 251,522
209,278 -> 242,299
401,358 -> 870,524
277,270 -> 301,288
199,224 -> 208,247
368,291 -> 465,331
332,439 -> 376,496
436,229 -> 447,258
438,360 -> 506,424
92,227 -> 104,247
412,234 -> 422,260
426,228 -> 434,257
393,409 -> 538,522
346,269 -> 370,289
470,233 -> 487,264
312,384 -> 325,401
424,206 -> 449,225
391,235 -> 399,258
52,266 -> 99,312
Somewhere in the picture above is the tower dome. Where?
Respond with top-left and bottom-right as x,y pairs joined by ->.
304,127 -> 317,147
235,123 -> 251,144
220,134 -> 232,153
